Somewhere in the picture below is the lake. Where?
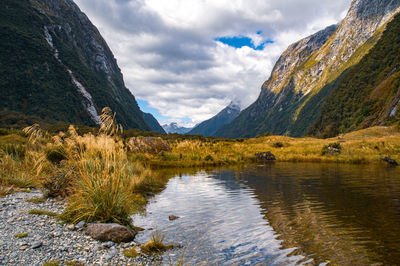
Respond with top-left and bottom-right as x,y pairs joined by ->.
131,163 -> 400,265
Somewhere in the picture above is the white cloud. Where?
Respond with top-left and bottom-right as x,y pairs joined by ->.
74,0 -> 351,126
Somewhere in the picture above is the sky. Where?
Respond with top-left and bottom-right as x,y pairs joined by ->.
74,0 -> 352,127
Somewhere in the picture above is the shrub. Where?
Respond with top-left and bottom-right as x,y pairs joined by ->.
272,142 -> 284,148
45,146 -> 67,164
41,167 -> 73,198
322,142 -> 342,155
204,155 -> 214,161
0,143 -> 26,160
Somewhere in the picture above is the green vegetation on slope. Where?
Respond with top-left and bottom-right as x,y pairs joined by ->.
0,0 -> 149,130
309,13 -> 400,138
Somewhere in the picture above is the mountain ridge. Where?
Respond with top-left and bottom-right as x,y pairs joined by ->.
216,0 -> 400,138
1,0 -> 151,131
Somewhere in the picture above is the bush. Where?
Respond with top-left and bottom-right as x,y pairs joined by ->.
322,142 -> 342,155
45,146 -> 67,164
273,142 -> 284,148
0,143 -> 26,160
204,155 -> 214,161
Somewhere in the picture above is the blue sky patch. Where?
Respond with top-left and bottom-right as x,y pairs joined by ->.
215,33 -> 273,50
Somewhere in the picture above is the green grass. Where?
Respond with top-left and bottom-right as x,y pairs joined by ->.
42,261 -> 59,266
26,197 -> 46,203
14,233 -> 28,238
28,209 -> 58,217
141,230 -> 176,254
123,247 -> 139,258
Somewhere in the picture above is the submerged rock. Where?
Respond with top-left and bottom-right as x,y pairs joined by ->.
85,223 -> 136,243
168,215 -> 180,221
382,156 -> 398,166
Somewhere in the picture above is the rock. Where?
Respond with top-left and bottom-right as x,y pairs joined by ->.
85,223 -> 136,243
255,152 -> 276,162
102,241 -> 116,249
31,241 -> 42,249
168,215 -> 180,221
382,156 -> 398,166
146,192 -> 155,197
105,249 -> 118,260
75,221 -> 86,229
66,224 -> 75,231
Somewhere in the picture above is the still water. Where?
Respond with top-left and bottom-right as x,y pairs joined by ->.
131,163 -> 400,265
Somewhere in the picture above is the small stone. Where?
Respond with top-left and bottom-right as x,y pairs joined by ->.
169,215 -> 180,221
19,246 -> 27,250
66,224 -> 75,231
105,249 -> 118,260
31,241 -> 42,249
102,241 -> 116,249
75,221 -> 86,229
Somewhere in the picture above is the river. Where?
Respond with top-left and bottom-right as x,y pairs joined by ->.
131,163 -> 400,265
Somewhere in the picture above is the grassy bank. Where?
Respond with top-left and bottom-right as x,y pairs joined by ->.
129,126 -> 400,168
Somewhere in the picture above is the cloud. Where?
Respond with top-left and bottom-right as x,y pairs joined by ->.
74,0 -> 351,126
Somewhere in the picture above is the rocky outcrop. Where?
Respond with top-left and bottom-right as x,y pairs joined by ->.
216,0 -> 400,138
188,101 -> 241,137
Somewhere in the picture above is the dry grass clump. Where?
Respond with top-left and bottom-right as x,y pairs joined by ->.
141,230 -> 176,254
0,107 -> 156,227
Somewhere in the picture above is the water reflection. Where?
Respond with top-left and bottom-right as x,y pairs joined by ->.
132,163 -> 400,265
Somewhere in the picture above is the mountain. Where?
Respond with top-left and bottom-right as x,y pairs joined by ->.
216,0 -> 400,138
142,112 -> 166,134
162,122 -> 192,134
0,0 -> 150,130
188,101 -> 240,137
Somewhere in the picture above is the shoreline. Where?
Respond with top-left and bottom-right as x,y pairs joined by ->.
0,189 -> 164,265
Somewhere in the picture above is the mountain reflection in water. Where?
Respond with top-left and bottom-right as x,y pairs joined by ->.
132,163 -> 400,265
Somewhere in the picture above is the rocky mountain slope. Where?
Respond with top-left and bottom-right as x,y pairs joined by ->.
162,122 -> 192,134
216,0 -> 400,138
0,0 -> 151,130
188,102 -> 240,137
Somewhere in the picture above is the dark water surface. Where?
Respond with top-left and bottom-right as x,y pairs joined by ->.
131,163 -> 400,265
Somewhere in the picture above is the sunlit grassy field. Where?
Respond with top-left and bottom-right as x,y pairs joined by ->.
131,126 -> 400,168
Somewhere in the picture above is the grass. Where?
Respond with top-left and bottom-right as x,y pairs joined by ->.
123,247 -> 139,258
141,230 -> 176,254
26,197 -> 46,203
42,261 -> 59,266
14,233 -> 28,238
28,209 -> 59,217
128,126 -> 400,168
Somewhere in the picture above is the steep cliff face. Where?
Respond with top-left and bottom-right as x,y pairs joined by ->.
216,0 -> 400,138
188,102 -> 240,137
0,0 -> 150,130
309,12 -> 400,137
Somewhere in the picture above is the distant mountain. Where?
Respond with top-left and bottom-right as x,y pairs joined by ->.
216,0 -> 400,138
0,0 -> 150,130
188,102 -> 240,137
142,113 -> 166,134
162,122 -> 192,134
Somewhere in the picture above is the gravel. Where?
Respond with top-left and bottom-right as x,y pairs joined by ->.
0,190 -> 163,265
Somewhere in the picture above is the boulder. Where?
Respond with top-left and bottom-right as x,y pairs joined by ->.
85,223 -> 136,243
255,152 -> 276,162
